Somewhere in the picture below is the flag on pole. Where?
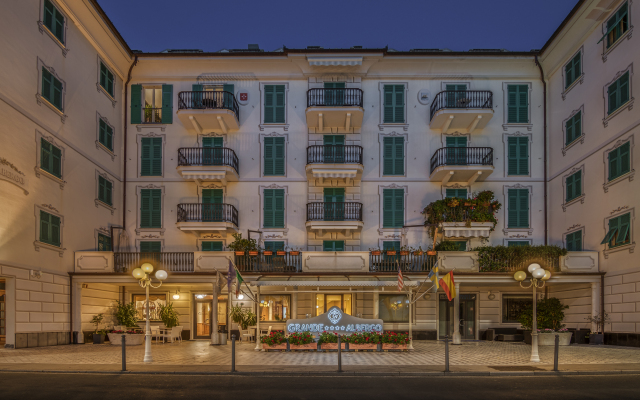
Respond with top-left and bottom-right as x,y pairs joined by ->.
235,268 -> 245,297
428,265 -> 439,290
439,271 -> 456,301
227,260 -> 234,293
397,261 -> 404,292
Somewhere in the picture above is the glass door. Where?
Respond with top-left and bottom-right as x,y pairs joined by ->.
193,295 -> 212,339
438,294 -> 476,340
202,189 -> 223,222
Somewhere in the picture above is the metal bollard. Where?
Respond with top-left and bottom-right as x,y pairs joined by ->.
121,335 -> 126,372
553,334 -> 559,372
444,335 -> 450,373
337,336 -> 342,373
231,334 -> 236,373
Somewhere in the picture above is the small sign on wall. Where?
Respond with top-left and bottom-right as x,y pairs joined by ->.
237,90 -> 249,105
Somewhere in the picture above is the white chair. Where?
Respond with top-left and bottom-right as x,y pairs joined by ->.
164,327 -> 181,344
240,329 -> 252,343
150,326 -> 161,344
176,326 -> 184,343
259,325 -> 272,340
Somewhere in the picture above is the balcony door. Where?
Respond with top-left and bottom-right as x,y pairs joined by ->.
203,137 -> 223,166
446,136 -> 467,165
202,189 -> 223,222
445,84 -> 467,108
323,135 -> 345,163
324,188 -> 345,221
324,82 -> 345,106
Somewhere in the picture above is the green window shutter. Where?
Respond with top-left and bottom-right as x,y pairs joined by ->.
274,85 -> 285,123
508,241 -> 530,247
508,188 -> 529,228
601,217 -> 619,245
383,85 -> 405,123
383,189 -> 404,228
140,241 -> 161,252
203,137 -> 223,147
223,84 -> 234,94
446,137 -> 467,147
383,136 -> 404,176
453,241 -> 467,251
202,189 -> 223,204
223,84 -> 235,109
100,63 -> 114,97
566,171 -> 581,202
99,119 -> 114,151
192,84 -> 203,91
98,176 -> 113,206
566,173 -> 574,202
507,137 -> 528,176
264,85 -> 285,123
263,189 -> 285,228
161,84 -> 173,124
445,188 -> 468,198
565,54 -> 581,89
566,111 -> 582,145
42,68 -> 63,110
566,231 -> 582,251
50,214 -> 61,247
40,210 -> 50,244
264,137 -> 285,176
383,241 -> 401,251
131,84 -> 142,124
608,147 -> 619,180
98,233 -> 111,251
615,213 -> 631,246
140,189 -> 161,228
619,72 -> 630,107
608,80 -> 618,114
265,241 -> 285,252
323,241 -> 344,251
323,135 -> 345,145
140,137 -> 162,176
202,241 -> 223,251
40,139 -> 62,178
619,142 -> 630,176
323,188 -> 345,203
51,145 -> 61,177
507,85 -> 528,123
52,75 -> 63,110
383,85 -> 394,123
608,143 -> 630,181
44,1 -> 65,44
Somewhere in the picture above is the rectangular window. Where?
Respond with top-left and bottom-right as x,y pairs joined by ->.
98,119 -> 114,151
566,231 -> 582,251
323,188 -> 345,221
264,241 -> 285,251
565,171 -> 582,203
502,295 -> 532,323
263,189 -> 285,228
141,137 -> 162,176
99,63 -> 114,97
445,188 -> 468,198
131,85 -> 172,124
383,85 -> 405,123
98,233 -> 111,251
264,85 -> 285,123
323,241 -> 344,252
601,212 -> 631,248
323,135 -> 345,163
39,210 -> 61,247
564,53 -> 581,89
383,136 -> 404,176
507,188 -> 529,228
201,241 -> 223,251
565,111 -> 582,146
140,241 -> 161,253
507,241 -> 530,247
608,142 -> 631,181
315,293 -> 352,316
507,85 -> 528,123
507,137 -> 529,176
41,67 -> 63,110
604,2 -> 629,48
383,189 -> 404,228
379,294 -> 409,322
40,138 -> 62,178
324,82 -> 345,106
445,84 -> 468,107
452,241 -> 467,251
259,295 -> 290,322
43,0 -> 65,44
98,176 -> 113,206
264,137 -> 285,176
140,189 -> 161,228
608,72 -> 630,115
133,293 -> 165,320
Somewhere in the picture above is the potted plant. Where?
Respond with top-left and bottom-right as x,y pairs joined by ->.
518,297 -> 571,345
91,313 -> 106,344
229,305 -> 256,331
381,331 -> 410,351
114,300 -> 139,329
318,331 -> 345,351
227,233 -> 259,256
585,312 -> 610,345
276,250 -> 286,256
288,331 -> 316,351
413,246 -> 424,256
263,250 -> 273,256
288,246 -> 301,256
399,246 -> 410,256
108,329 -> 145,345
158,302 -> 181,329
344,332 -> 380,351
370,247 -> 382,256
261,331 -> 287,351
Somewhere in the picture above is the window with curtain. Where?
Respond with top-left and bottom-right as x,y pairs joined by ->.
379,294 -> 409,322
502,295 -> 532,323
259,295 -> 290,322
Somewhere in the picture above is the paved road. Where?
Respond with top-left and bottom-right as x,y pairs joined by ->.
1,372 -> 639,400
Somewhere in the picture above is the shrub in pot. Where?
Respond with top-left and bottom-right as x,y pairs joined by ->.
158,302 -> 181,329
585,312 -> 610,345
91,314 -> 106,344
344,332 -> 380,351
318,331 -> 345,350
518,298 -> 571,345
261,331 -> 287,350
381,331 -> 410,350
114,301 -> 139,329
288,331 -> 316,350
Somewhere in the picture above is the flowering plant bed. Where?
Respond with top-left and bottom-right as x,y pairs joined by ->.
288,331 -> 314,345
107,332 -> 144,346
381,332 -> 410,345
263,251 -> 273,256
276,251 -> 286,255
348,343 -> 378,351
289,343 -> 317,351
262,343 -> 287,351
261,331 -> 286,347
343,332 -> 381,345
320,343 -> 346,350
318,331 -> 340,344
382,343 -> 408,351
289,251 -> 300,255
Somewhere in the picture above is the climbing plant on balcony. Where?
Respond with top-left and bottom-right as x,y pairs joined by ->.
422,190 -> 501,238
475,245 -> 568,272
227,233 -> 259,252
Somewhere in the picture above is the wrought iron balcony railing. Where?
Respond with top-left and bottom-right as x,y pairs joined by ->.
307,202 -> 363,222
306,145 -> 363,164
307,88 -> 363,107
177,147 -> 239,174
429,90 -> 493,120
178,91 -> 239,120
430,147 -> 494,175
176,203 -> 238,226
114,252 -> 194,273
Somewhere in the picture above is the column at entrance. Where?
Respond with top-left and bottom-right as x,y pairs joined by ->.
452,282 -> 461,345
591,282 -> 599,334
254,285 -> 262,351
210,281 -> 219,345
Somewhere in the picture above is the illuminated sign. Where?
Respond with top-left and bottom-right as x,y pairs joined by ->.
286,306 -> 383,335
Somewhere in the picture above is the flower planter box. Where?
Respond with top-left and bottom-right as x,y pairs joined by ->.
386,251 -> 396,256
276,251 -> 286,256
348,343 -> 378,351
426,251 -> 437,256
320,343 -> 346,351
290,251 -> 300,256
93,333 -> 105,344
399,251 -> 409,256
371,251 -> 381,256
108,333 -> 144,346
289,343 -> 317,351
262,343 -> 287,351
589,333 -> 604,345
248,251 -> 259,256
382,343 -> 408,351
413,251 -> 424,256
263,251 -> 273,256
538,332 -> 572,346
235,251 -> 245,256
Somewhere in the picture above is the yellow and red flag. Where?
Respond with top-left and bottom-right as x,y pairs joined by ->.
439,271 -> 456,301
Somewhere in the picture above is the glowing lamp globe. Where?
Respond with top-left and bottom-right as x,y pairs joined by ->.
141,263 -> 154,273
172,293 -> 180,300
542,270 -> 552,281
527,263 -> 541,273
514,271 -> 527,282
132,268 -> 145,280
238,294 -> 244,300
532,268 -> 546,279
155,269 -> 168,281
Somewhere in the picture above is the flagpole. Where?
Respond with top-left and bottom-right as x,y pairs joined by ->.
408,289 -> 414,350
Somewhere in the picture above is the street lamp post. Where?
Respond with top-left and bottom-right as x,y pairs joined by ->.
132,263 -> 167,363
513,263 -> 551,363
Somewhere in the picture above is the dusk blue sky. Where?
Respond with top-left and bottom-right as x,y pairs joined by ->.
100,0 -> 578,53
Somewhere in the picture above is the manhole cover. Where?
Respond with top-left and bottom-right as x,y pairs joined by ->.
489,366 -> 545,371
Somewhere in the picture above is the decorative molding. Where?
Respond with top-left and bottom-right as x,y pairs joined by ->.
440,183 -> 470,199
610,206 -> 629,215
0,157 -> 29,195
258,82 -> 290,131
135,238 -> 165,252
377,82 -> 409,131
602,64 -> 634,127
502,184 -> 534,235
202,234 -> 223,239
502,132 -> 532,177
378,131 -> 409,178
135,184 -> 166,236
140,234 -> 160,239
98,226 -> 110,234
264,233 -> 284,239
136,124 -> 166,132
34,204 -> 65,257
509,234 -> 529,238
561,46 -> 585,100
440,131 -> 471,148
501,82 -> 533,131
561,164 -> 586,211
603,135 -> 635,192
561,105 -> 585,156
95,170 -> 116,215
41,203 -> 59,213
602,1 -> 634,63
96,112 -> 116,160
136,132 -> 166,178
384,234 -> 402,239
37,0 -> 69,57
197,133 -> 226,147
567,224 -> 582,231
35,58 -> 67,122
503,238 -> 532,246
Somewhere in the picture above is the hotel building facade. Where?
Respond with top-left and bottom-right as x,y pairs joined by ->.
0,0 -> 637,348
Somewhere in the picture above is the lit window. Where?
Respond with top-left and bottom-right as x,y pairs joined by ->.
259,295 -> 290,322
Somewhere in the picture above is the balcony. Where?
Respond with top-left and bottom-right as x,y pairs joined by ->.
369,251 -> 437,272
177,91 -> 240,133
234,252 -> 302,273
429,91 -> 493,132
306,145 -> 363,185
306,202 -> 363,234
177,148 -> 239,185
305,88 -> 364,133
176,203 -> 239,234
429,147 -> 494,184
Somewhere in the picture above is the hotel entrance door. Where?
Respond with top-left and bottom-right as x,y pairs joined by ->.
193,294 -> 228,339
438,294 -> 476,340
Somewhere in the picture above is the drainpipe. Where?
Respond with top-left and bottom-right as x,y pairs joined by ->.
534,55 -> 548,245
123,56 -> 138,229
